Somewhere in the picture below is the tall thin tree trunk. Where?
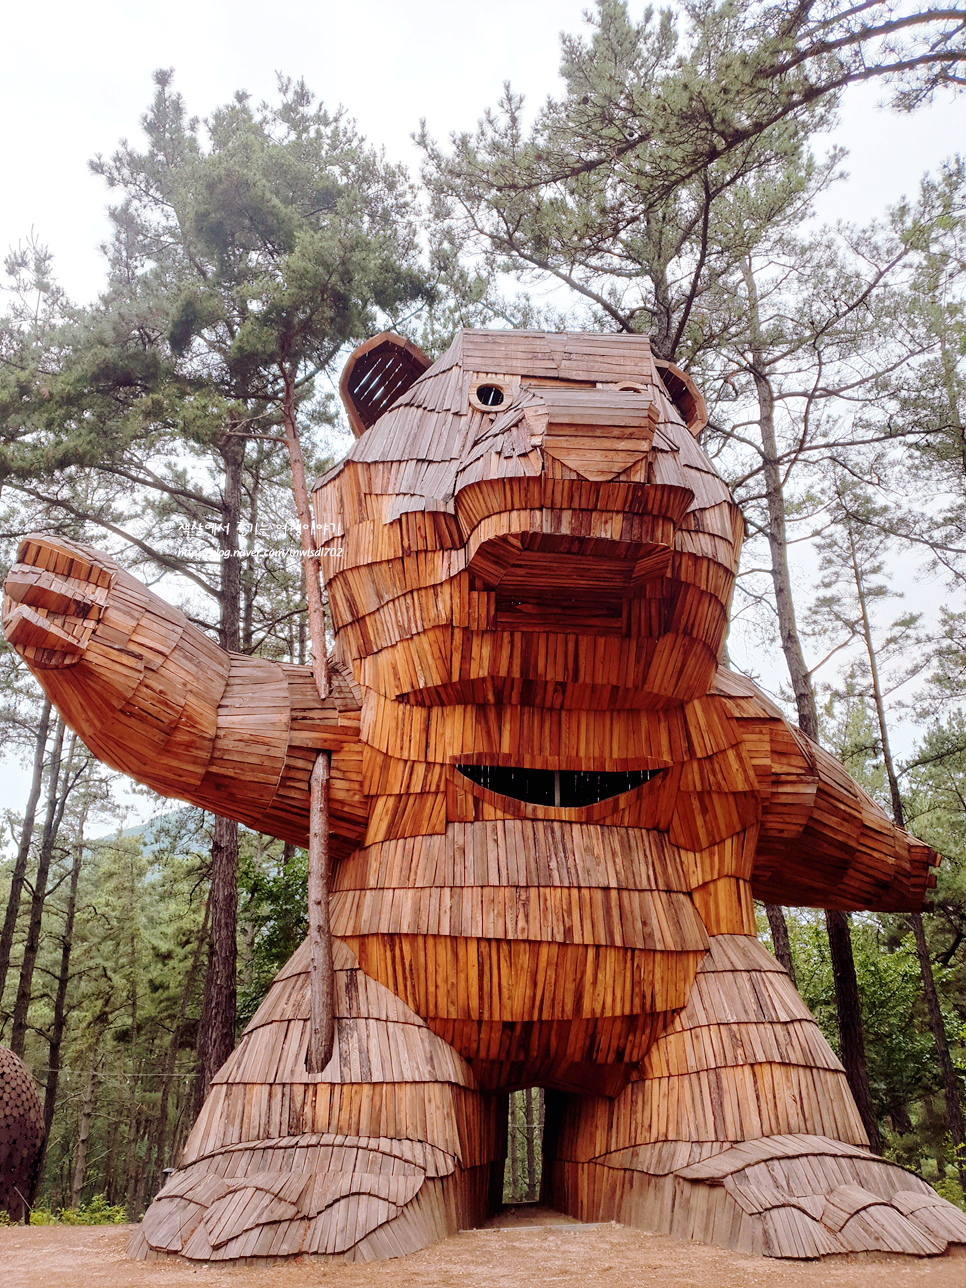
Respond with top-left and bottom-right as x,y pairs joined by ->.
525,1087 -> 538,1200
37,829 -> 84,1183
824,908 -> 880,1149
280,361 -> 334,1072
125,1099 -> 143,1218
843,514 -> 966,1182
307,755 -> 334,1072
765,904 -> 797,985
196,814 -> 238,1105
124,846 -> 143,1218
0,698 -> 51,1004
148,898 -> 210,1198
910,912 -> 966,1187
218,431 -> 244,656
103,1084 -> 122,1205
509,1092 -> 520,1201
742,256 -> 878,1148
11,721 -> 69,1057
70,1049 -> 98,1208
193,428 -> 246,1108
741,262 -> 818,745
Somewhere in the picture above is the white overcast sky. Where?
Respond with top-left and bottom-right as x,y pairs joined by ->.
0,0 -> 963,821
3,0 -> 964,305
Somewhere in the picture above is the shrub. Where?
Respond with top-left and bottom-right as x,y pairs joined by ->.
24,1195 -> 127,1226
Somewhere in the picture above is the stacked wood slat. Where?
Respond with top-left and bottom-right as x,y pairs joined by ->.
1,535 -> 366,857
0,1046 -> 44,1223
543,935 -> 966,1257
715,669 -> 939,910
132,939 -> 503,1261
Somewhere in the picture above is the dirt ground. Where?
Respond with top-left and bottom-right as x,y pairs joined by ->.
2,1208 -> 965,1288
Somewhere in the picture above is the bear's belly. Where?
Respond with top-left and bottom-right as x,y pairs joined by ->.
330,820 -> 711,1092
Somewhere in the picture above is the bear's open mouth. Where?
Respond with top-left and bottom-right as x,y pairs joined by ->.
455,765 -> 662,808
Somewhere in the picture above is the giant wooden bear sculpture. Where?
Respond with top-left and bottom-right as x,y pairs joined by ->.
5,330 -> 966,1260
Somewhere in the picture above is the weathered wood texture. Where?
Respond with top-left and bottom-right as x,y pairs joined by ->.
2,330 -> 957,1261
3,535 -> 366,856
129,940 -> 503,1261
0,1045 -> 44,1222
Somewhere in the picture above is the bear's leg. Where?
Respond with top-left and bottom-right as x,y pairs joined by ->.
545,932 -> 966,1258
132,938 -> 504,1262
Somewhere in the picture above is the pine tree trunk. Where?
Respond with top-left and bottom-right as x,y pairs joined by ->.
148,898 -> 210,1198
36,832 -> 84,1185
125,1095 -> 143,1217
538,1086 -> 545,1197
306,755 -> 334,1073
0,698 -> 51,1002
192,428 -> 245,1107
844,514 -> 966,1178
196,814 -> 238,1103
70,1051 -> 97,1208
764,904 -> 797,985
123,844 -> 142,1216
525,1087 -> 537,1200
103,1088 -> 122,1205
280,361 -> 335,1072
11,720 -> 68,1057
825,908 -> 881,1150
911,912 -> 966,1189
741,256 -> 878,1147
218,431 -> 244,656
509,1092 -> 520,1201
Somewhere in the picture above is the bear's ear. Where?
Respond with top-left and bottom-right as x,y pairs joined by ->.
340,332 -> 432,438
654,358 -> 707,438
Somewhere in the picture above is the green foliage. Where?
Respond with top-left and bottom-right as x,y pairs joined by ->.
421,0 -> 837,361
421,2 -> 966,362
782,907 -> 966,1171
503,1087 -> 543,1203
6,812 -> 213,1215
934,1170 -> 966,1210
27,1195 -> 127,1226
0,69 -> 437,656
237,836 -> 308,1028
88,69 -> 429,410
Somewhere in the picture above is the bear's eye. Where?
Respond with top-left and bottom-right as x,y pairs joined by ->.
475,384 -> 506,408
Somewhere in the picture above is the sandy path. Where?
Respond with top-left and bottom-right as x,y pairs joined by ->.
3,1213 -> 965,1288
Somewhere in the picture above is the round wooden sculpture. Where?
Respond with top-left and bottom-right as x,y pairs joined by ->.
3,330 -> 965,1261
0,1045 -> 44,1223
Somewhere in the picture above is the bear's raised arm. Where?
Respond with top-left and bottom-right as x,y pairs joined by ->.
2,534 -> 366,855
712,668 -> 939,911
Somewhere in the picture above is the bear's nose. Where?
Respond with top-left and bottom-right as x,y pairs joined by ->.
530,385 -> 659,482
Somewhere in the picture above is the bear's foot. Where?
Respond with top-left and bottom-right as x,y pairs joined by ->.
677,1134 -> 966,1257
577,1135 -> 966,1258
130,1133 -> 488,1261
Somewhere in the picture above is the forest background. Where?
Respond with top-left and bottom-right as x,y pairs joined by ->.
2,0 -> 966,1220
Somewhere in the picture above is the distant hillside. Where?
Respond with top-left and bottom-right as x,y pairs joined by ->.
91,807 -> 206,851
